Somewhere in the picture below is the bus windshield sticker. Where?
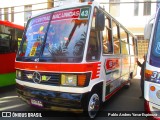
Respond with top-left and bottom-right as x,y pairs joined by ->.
105,59 -> 120,71
153,41 -> 160,57
52,7 -> 90,21
25,14 -> 51,57
30,46 -> 37,56
30,13 -> 51,26
152,20 -> 160,57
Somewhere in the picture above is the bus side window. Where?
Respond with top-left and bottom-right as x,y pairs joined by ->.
133,38 -> 138,55
102,16 -> 113,54
120,27 -> 129,55
112,20 -> 120,54
129,34 -> 134,55
87,7 -> 101,61
0,33 -> 11,53
86,30 -> 100,61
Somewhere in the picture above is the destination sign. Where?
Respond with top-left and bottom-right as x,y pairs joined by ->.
52,7 -> 90,20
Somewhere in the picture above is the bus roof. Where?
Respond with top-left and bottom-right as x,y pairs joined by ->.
0,20 -> 24,30
31,1 -> 99,19
28,1 -> 136,38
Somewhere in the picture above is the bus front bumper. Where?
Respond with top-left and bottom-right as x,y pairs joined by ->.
144,100 -> 160,120
16,83 -> 86,113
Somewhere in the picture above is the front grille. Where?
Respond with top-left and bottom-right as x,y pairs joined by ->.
21,71 -> 60,86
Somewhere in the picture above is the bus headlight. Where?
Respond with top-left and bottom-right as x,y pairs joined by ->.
16,70 -> 22,79
156,90 -> 160,99
61,73 -> 90,87
61,74 -> 77,86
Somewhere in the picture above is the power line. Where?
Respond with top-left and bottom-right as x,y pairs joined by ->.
0,1 -> 53,16
53,0 -> 160,4
100,1 -> 160,4
0,1 -> 53,9
0,1 -> 158,15
0,8 -> 50,15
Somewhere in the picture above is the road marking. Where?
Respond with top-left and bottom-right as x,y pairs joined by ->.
0,104 -> 26,111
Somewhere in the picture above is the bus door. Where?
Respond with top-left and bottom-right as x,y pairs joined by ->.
129,36 -> 137,78
119,27 -> 130,83
111,20 -> 121,87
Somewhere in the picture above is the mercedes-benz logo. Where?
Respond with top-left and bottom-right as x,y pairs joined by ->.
34,58 -> 39,62
32,71 -> 41,84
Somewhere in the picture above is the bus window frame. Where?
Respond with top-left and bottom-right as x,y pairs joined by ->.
128,34 -> 135,56
18,6 -> 92,63
100,9 -> 113,56
86,7 -> 101,62
0,24 -> 24,54
119,26 -> 129,55
112,20 -> 121,55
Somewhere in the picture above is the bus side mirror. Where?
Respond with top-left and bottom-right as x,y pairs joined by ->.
95,13 -> 105,31
144,16 -> 154,40
144,23 -> 153,40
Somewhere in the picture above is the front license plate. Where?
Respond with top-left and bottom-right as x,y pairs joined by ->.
30,99 -> 43,108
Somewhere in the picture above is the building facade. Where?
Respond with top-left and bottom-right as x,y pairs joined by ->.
0,0 -> 158,58
0,0 -> 53,26
97,0 -> 157,58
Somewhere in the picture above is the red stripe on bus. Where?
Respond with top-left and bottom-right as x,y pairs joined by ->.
0,53 -> 16,74
15,62 -> 101,80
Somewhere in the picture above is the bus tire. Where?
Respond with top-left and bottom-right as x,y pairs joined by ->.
124,73 -> 132,89
124,82 -> 131,89
85,91 -> 101,119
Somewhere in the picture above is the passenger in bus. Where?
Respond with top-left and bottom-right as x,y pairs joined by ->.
103,39 -> 108,54
136,54 -> 146,99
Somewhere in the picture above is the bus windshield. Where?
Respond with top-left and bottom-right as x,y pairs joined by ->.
18,7 -> 90,62
150,10 -> 160,67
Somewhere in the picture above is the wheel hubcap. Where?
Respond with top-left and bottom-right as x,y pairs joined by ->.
88,93 -> 100,118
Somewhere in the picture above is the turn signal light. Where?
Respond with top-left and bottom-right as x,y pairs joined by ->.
78,75 -> 87,86
88,2 -> 92,4
145,69 -> 153,80
150,86 -> 156,91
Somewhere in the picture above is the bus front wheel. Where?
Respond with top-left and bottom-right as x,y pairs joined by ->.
85,91 -> 101,118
